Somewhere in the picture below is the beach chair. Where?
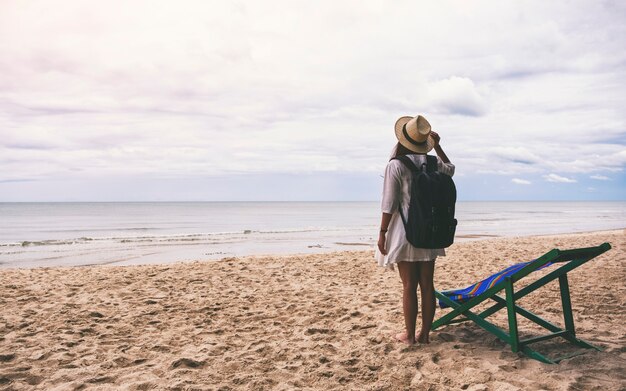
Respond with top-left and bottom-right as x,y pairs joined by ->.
432,243 -> 612,364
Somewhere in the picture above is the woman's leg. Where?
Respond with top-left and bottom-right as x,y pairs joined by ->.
396,261 -> 420,344
416,260 -> 436,343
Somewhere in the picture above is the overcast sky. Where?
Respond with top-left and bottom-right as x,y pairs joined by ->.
1,0 -> 624,201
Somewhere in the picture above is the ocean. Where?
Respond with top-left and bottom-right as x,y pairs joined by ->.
1,201 -> 624,268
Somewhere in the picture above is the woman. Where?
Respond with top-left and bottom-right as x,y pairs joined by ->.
375,114 -> 455,345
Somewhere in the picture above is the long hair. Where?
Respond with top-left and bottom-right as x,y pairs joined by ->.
390,142 -> 416,161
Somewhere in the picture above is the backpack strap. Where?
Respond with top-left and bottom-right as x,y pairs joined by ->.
393,155 -> 420,172
426,155 -> 438,173
393,155 -> 437,173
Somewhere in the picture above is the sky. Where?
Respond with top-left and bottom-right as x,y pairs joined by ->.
0,0 -> 625,201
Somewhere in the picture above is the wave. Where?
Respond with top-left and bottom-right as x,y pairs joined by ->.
52,227 -> 154,233
0,238 -> 96,247
0,226 -> 376,248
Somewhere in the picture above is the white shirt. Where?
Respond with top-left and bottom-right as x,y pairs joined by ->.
375,154 -> 456,270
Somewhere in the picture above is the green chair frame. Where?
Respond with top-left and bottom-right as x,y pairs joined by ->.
433,243 -> 612,363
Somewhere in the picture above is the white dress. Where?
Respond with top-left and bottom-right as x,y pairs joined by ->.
375,154 -> 456,270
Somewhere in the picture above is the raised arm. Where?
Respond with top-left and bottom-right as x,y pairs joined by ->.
430,131 -> 451,164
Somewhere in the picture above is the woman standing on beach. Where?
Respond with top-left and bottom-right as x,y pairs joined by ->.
376,115 -> 455,345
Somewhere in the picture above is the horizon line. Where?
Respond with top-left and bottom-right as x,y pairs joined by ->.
1,199 -> 625,203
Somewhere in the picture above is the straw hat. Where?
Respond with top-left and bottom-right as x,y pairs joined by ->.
394,115 -> 435,153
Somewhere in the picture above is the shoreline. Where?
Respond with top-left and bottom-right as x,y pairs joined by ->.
1,228 -> 623,270
1,229 -> 624,389
106,227 -> 626,268
2,200 -> 625,269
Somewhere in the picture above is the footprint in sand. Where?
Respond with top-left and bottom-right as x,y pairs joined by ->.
305,327 -> 331,335
170,358 -> 205,369
0,353 -> 16,362
341,358 -> 359,367
436,332 -> 456,342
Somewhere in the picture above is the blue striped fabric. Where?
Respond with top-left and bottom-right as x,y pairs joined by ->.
438,260 -> 552,308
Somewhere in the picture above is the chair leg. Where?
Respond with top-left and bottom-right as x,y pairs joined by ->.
505,277 -> 520,352
559,274 -> 576,336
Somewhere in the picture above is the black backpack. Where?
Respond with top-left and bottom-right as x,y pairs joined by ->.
393,155 -> 457,249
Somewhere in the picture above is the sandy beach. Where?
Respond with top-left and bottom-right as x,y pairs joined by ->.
0,230 -> 624,390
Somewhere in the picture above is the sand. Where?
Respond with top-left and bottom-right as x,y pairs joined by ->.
0,230 -> 624,390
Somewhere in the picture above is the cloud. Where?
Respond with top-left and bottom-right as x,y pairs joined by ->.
426,77 -> 487,117
543,173 -> 577,183
489,146 -> 543,166
0,0 -> 624,200
511,178 -> 532,185
0,178 -> 37,184
590,175 -> 611,180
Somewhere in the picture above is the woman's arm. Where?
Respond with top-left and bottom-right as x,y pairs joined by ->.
378,212 -> 393,255
431,131 -> 451,164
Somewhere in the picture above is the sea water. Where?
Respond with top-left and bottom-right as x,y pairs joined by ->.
0,201 -> 624,268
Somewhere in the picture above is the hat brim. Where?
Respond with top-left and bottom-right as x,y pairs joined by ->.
394,116 -> 435,154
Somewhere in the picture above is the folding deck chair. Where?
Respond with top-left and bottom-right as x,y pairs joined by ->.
432,243 -> 612,364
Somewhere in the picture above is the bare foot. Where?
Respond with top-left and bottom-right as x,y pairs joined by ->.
416,331 -> 430,344
394,332 -> 416,345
